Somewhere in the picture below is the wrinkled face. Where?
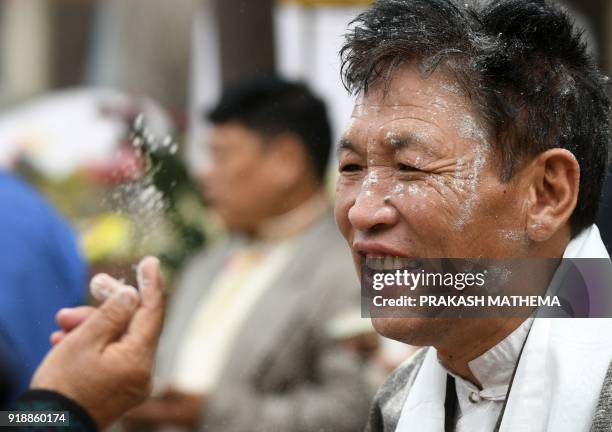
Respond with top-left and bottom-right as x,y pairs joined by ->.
201,122 -> 289,232
334,66 -> 531,345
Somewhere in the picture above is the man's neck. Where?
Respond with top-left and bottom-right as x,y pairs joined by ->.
437,233 -> 572,387
435,317 -> 528,388
254,187 -> 328,241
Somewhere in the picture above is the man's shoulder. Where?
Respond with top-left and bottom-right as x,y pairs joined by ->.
298,210 -> 347,251
287,211 -> 357,290
365,347 -> 429,432
180,237 -> 239,277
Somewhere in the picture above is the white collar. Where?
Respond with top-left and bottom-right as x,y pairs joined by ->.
452,226 -> 607,397
396,224 -> 612,432
563,225 -> 610,259
445,317 -> 534,401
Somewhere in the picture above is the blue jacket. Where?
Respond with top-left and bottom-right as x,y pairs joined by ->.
0,171 -> 87,404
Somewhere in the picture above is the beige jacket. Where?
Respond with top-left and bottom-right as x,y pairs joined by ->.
156,212 -> 374,432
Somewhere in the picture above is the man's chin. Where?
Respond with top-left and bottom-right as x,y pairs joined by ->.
371,316 -> 452,347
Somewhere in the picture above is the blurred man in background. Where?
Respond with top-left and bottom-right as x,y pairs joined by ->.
123,76 -> 373,432
0,170 -> 87,406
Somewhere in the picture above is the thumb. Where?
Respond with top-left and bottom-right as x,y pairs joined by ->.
127,256 -> 164,350
72,286 -> 140,348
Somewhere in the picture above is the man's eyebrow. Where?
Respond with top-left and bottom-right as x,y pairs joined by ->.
387,136 -> 410,150
385,133 -> 428,151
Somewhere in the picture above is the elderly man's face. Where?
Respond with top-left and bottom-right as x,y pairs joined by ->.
334,66 -> 532,344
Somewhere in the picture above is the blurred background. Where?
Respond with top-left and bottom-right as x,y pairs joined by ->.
0,0 -> 402,418
0,0 -> 608,277
0,0 -> 611,426
0,0 -> 377,278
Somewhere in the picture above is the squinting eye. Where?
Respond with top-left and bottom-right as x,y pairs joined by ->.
340,164 -> 363,173
398,163 -> 420,172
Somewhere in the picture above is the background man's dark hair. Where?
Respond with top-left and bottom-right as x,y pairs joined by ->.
341,0 -> 611,236
207,76 -> 332,182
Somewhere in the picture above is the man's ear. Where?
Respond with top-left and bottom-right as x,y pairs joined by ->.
267,133 -> 312,187
525,149 -> 580,242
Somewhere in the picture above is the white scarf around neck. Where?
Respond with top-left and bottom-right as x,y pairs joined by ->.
396,225 -> 612,432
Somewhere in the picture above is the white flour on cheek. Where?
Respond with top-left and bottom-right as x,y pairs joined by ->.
452,114 -> 490,231
392,183 -> 405,198
497,229 -> 528,244
499,229 -> 521,241
406,183 -> 429,210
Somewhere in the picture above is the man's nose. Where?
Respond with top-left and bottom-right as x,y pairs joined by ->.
347,186 -> 399,232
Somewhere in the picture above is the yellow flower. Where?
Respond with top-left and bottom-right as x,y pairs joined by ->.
81,213 -> 131,262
